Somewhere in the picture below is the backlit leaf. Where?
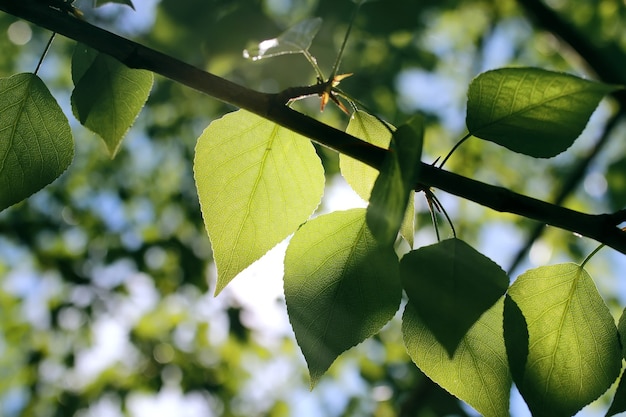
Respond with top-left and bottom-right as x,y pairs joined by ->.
194,110 -> 325,294
366,115 -> 422,246
606,308 -> 626,416
0,73 -> 74,211
71,44 -> 153,157
341,110 -> 391,201
400,238 -> 508,356
466,68 -> 617,158
606,370 -> 626,417
284,209 -> 401,387
402,298 -> 511,417
504,263 -> 622,417
617,308 -> 626,359
340,111 -> 415,247
243,18 -> 322,60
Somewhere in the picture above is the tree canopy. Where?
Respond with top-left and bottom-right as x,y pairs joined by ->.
1,0 -> 626,416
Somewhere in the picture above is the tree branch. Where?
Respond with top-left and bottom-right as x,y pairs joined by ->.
509,0 -> 626,271
2,0 -> 626,254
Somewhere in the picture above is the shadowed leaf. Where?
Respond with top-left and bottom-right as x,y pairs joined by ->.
341,110 -> 415,246
366,115 -> 422,246
284,209 -> 401,387
400,238 -> 508,355
71,44 -> 153,157
606,307 -> 626,416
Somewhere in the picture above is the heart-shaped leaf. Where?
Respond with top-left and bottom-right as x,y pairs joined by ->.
243,17 -> 323,60
71,44 -> 153,157
0,73 -> 74,211
466,68 -> 617,158
366,115 -> 423,246
402,298 -> 511,417
400,238 -> 508,356
504,263 -> 622,417
284,208 -> 401,387
194,109 -> 325,294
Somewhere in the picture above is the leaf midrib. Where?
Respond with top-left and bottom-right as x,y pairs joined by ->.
473,76 -> 595,135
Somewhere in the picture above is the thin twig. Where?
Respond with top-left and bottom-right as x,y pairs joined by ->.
439,133 -> 471,169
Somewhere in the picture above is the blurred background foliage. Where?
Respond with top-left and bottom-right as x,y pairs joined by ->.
1,0 -> 626,416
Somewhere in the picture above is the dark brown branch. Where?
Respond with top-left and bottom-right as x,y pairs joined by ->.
2,0 -> 626,254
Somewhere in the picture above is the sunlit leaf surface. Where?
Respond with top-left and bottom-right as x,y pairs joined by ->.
71,44 -> 153,157
403,298 -> 511,417
194,109 -> 325,293
284,209 -> 401,386
504,263 -> 622,417
467,68 -> 617,157
400,238 -> 508,356
0,73 -> 73,211
243,17 -> 322,60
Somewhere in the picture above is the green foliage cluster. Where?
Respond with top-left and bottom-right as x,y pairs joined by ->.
1,0 -> 626,416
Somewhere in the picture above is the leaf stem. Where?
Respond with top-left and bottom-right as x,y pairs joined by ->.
580,243 -> 605,269
329,2 -> 361,80
303,49 -> 325,81
333,87 -> 395,135
425,190 -> 441,242
439,132 -> 471,169
34,32 -> 56,75
432,192 -> 457,238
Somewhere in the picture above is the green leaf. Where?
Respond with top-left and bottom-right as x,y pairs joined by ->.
340,110 -> 391,201
366,115 -> 423,246
340,110 -> 415,247
71,44 -> 153,157
402,298 -> 511,417
94,0 -> 135,9
284,208 -> 401,387
606,370 -> 626,417
400,238 -> 508,356
194,110 -> 325,294
617,308 -> 626,359
504,263 -> 622,417
0,73 -> 74,211
607,307 -> 626,416
243,17 -> 322,60
466,67 -> 617,158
